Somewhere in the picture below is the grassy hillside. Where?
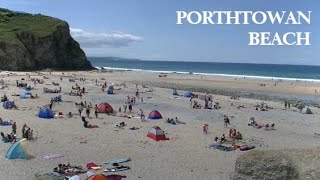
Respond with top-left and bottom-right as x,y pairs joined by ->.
0,8 -> 66,40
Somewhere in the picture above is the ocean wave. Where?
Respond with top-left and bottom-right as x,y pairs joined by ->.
96,66 -> 320,83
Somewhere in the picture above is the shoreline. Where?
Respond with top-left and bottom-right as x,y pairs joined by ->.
97,66 -> 320,83
128,80 -> 320,106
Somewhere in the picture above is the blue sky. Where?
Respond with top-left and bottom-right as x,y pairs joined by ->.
0,0 -> 319,65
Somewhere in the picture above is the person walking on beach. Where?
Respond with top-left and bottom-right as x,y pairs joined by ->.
128,103 -> 132,113
224,115 -> 230,128
86,107 -> 90,118
94,105 -> 98,118
78,106 -> 83,117
203,124 -> 208,135
12,122 -> 17,135
140,109 -> 145,122
123,103 -> 127,113
284,101 -> 287,109
141,97 -> 144,103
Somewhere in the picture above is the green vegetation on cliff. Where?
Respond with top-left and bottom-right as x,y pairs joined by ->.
0,8 -> 93,71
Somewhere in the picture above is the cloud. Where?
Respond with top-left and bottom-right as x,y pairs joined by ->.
70,28 -> 143,48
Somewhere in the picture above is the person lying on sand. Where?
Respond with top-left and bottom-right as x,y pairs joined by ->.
1,132 -> 16,143
53,163 -> 86,175
114,122 -> 126,129
82,117 -> 98,128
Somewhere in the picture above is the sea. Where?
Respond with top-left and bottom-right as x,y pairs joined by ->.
89,57 -> 320,82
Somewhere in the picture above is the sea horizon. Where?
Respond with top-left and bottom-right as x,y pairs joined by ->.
89,57 -> 320,82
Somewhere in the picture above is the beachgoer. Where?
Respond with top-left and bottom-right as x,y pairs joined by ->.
284,101 -> 287,108
12,122 -> 17,135
140,109 -> 145,122
1,132 -> 9,143
220,134 -> 226,142
224,115 -> 230,128
94,108 -> 98,118
82,117 -> 98,128
22,124 -> 28,138
141,97 -> 144,103
78,107 -> 83,116
118,107 -> 122,112
175,117 -> 180,123
202,124 -> 208,135
236,132 -> 242,140
123,103 -> 127,113
128,104 -> 132,113
86,107 -> 90,118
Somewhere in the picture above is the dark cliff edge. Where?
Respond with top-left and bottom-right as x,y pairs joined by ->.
0,8 -> 94,71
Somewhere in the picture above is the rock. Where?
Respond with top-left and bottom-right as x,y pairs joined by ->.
232,149 -> 320,180
0,8 -> 94,71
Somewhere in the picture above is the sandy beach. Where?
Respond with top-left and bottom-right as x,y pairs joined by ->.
0,70 -> 319,180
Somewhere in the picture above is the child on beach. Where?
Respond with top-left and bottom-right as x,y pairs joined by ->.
12,122 -> 17,135
203,124 -> 208,135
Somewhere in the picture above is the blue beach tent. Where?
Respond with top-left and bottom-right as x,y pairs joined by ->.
39,108 -> 54,119
6,138 -> 30,160
3,101 -> 15,109
184,91 -> 192,97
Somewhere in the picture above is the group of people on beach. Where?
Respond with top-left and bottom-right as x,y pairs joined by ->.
22,123 -> 34,140
76,101 -> 98,118
70,83 -> 85,98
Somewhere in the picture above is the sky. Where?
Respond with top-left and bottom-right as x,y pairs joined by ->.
0,0 -> 319,65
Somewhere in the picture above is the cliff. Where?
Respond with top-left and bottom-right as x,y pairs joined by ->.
0,8 -> 94,71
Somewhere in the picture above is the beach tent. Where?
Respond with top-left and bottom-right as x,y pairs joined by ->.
6,138 -> 30,159
39,108 -> 54,119
107,86 -> 114,94
97,103 -> 114,113
87,174 -> 108,180
173,89 -> 179,96
3,100 -> 15,109
184,91 -> 192,97
20,92 -> 27,99
301,107 -> 312,114
147,126 -> 166,141
148,110 -> 162,119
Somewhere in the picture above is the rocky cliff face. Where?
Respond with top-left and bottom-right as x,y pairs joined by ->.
0,8 -> 94,71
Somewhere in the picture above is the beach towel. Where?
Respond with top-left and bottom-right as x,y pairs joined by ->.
210,143 -> 234,152
0,121 -> 13,126
104,158 -> 131,165
43,153 -> 63,160
239,145 -> 255,151
104,166 -> 130,172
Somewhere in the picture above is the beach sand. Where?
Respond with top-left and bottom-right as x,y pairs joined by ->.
0,70 -> 319,180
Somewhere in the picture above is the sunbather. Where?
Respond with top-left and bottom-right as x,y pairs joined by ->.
82,117 -> 98,128
236,132 -> 242,140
